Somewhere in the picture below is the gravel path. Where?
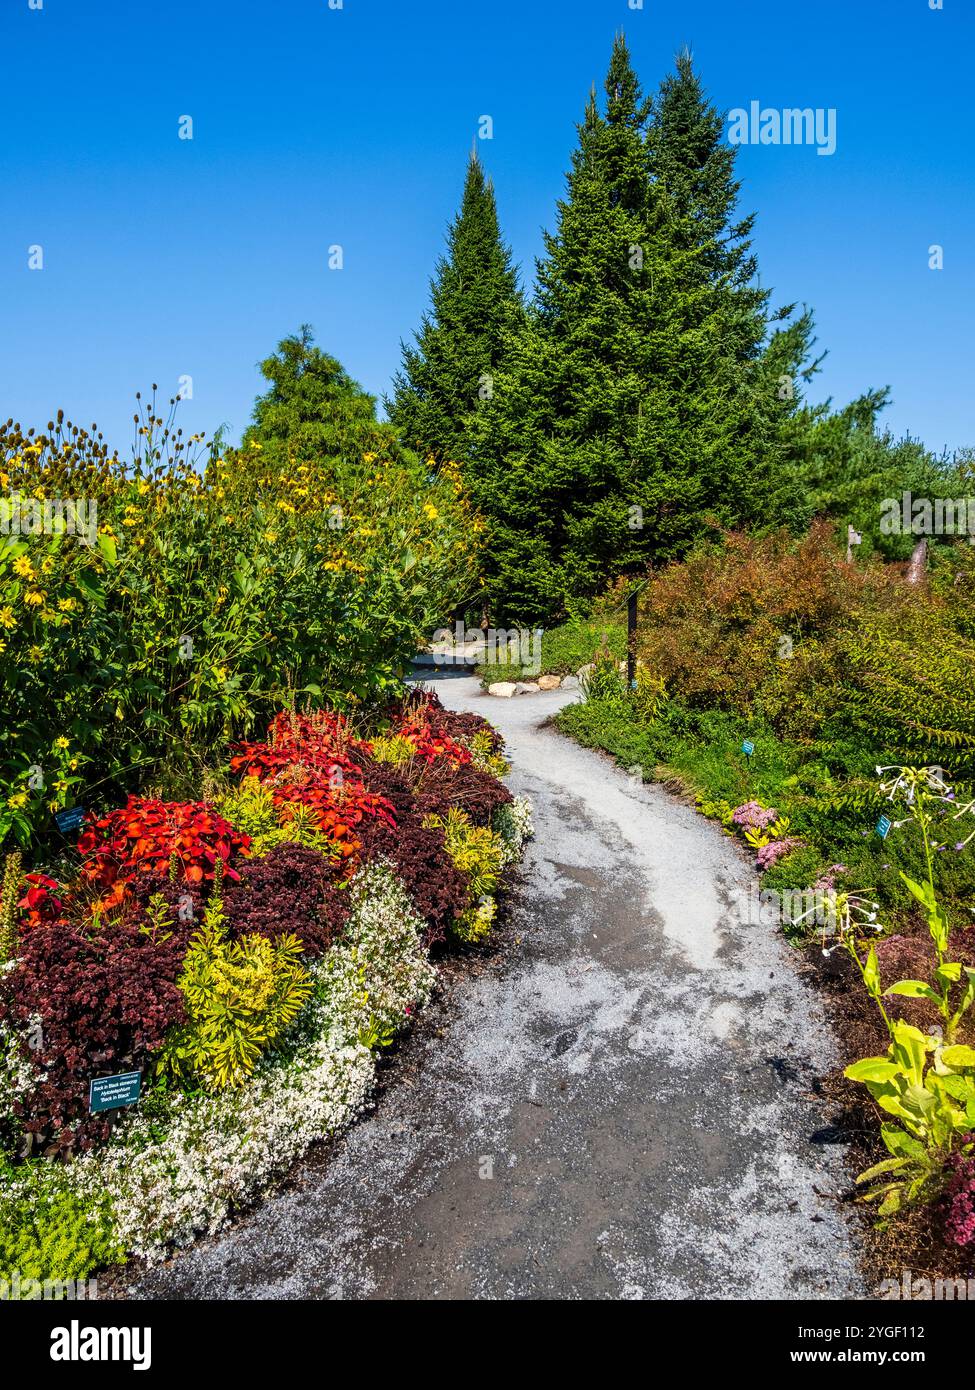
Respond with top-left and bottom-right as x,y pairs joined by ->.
129,677 -> 864,1301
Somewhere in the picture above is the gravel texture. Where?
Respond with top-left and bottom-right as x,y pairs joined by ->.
126,677 -> 864,1301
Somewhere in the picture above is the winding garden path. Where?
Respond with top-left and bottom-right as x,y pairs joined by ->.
129,677 -> 864,1300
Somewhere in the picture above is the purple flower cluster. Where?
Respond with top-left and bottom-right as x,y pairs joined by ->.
756,837 -> 803,871
814,863 -> 848,893
944,1141 -> 975,1247
731,800 -> 778,832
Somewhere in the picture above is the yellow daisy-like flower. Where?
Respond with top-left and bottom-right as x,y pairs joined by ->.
41,556 -> 55,574
23,590 -> 45,607
0,605 -> 16,630
28,645 -> 43,662
0,640 -> 5,655
363,452 -> 377,463
6,792 -> 28,809
12,556 -> 35,580
57,597 -> 77,612
423,504 -> 438,521
54,736 -> 70,750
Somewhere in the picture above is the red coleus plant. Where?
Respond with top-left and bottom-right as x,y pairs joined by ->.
230,710 -> 363,780
77,796 -> 251,911
231,714 -> 395,864
375,694 -> 473,768
18,873 -> 66,928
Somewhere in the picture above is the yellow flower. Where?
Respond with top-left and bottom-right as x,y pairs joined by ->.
423,504 -> 439,521
23,590 -> 45,607
6,792 -> 28,809
12,556 -> 35,580
0,606 -> 16,630
54,736 -> 70,751
57,597 -> 77,612
28,645 -> 43,662
363,452 -> 377,463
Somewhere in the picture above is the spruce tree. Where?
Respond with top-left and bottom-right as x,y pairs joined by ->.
387,150 -> 521,463
468,36 -> 790,623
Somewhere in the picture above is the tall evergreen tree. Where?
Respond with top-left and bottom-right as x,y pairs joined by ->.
387,150 -> 522,463
647,46 -> 768,362
467,36 -> 790,624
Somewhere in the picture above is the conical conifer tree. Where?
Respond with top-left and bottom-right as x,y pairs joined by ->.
387,150 -> 522,463
467,37 -> 800,623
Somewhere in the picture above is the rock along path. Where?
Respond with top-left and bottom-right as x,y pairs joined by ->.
130,676 -> 864,1301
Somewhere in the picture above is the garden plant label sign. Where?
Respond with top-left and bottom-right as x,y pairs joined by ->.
55,805 -> 85,833
742,740 -> 755,758
876,814 -> 893,840
89,1070 -> 141,1114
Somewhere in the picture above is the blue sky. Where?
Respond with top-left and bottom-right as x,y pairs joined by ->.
1,0 -> 971,459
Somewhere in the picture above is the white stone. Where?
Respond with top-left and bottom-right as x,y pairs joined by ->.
487,681 -> 518,698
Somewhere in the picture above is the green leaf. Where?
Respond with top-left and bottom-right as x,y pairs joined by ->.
844,1058 -> 900,1083
941,1045 -> 975,1069
886,979 -> 941,1005
97,531 -> 118,565
857,1156 -> 909,1183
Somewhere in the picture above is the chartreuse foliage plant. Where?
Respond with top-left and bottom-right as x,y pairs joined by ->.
875,767 -> 975,1041
159,864 -> 313,1091
426,807 -> 505,943
0,1157 -> 122,1288
845,1025 -> 975,1218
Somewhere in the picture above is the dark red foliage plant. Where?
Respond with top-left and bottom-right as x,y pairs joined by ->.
944,1140 -> 975,1248
0,916 -> 191,1155
223,842 -> 350,957
352,762 -> 468,949
408,758 -> 513,828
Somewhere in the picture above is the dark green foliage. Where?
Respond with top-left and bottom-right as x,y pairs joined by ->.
466,39 -> 795,624
244,325 -> 385,459
387,151 -> 522,464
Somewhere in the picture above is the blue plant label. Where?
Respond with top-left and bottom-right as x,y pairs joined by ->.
741,740 -> 755,758
876,814 -> 892,840
55,805 -> 85,833
89,1070 -> 141,1114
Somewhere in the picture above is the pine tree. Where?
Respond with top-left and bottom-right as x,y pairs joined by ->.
387,150 -> 521,463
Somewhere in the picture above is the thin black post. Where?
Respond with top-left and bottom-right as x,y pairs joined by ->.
627,589 -> 637,688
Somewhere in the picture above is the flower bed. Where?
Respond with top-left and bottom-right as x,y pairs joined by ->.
0,690 -> 533,1285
